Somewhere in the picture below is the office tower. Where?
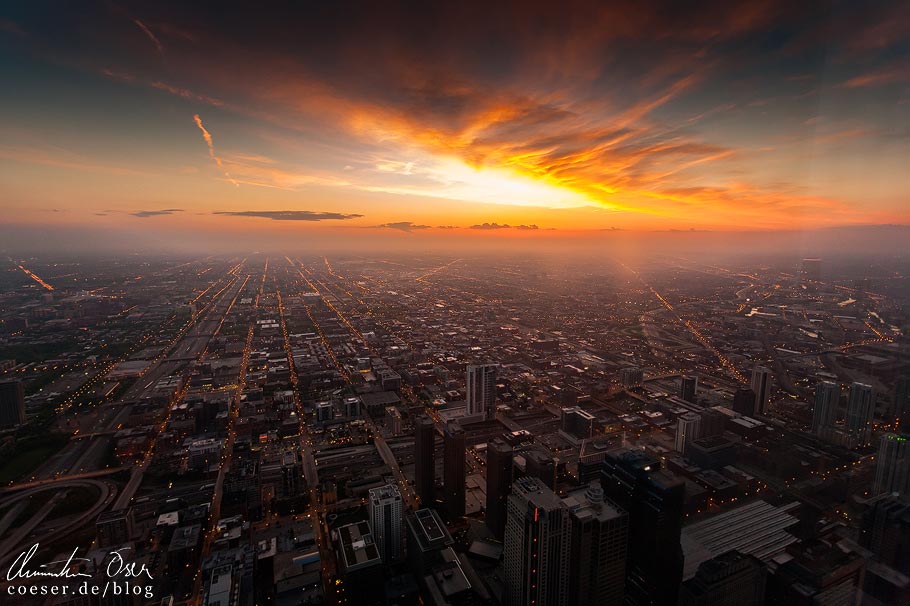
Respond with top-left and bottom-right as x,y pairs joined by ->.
279,450 -> 303,498
503,477 -> 570,606
679,550 -> 767,606
466,363 -> 497,419
699,408 -> 726,439
0,380 -> 25,427
846,382 -> 875,447
620,367 -> 644,388
860,496 -> 910,574
812,381 -> 840,435
443,420 -> 466,519
525,448 -> 557,490
732,388 -> 756,416
560,406 -> 595,443
676,412 -> 702,455
765,541 -> 864,606
750,367 -> 771,416
894,375 -> 910,420
600,449 -> 684,606
406,508 -> 454,576
680,375 -> 698,403
565,483 -> 629,606
414,415 -> 436,507
873,434 -> 910,496
369,484 -> 403,563
486,438 -> 514,538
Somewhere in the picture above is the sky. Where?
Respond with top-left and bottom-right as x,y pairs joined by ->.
0,0 -> 908,250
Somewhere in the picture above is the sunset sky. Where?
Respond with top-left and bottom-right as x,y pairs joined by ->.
0,0 -> 908,246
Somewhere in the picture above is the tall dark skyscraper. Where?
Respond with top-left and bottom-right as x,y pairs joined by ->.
600,449 -> 684,606
414,415 -> 436,507
846,382 -> 875,447
525,448 -> 557,489
486,437 -> 513,539
443,419 -> 466,519
466,362 -> 497,419
732,388 -> 756,416
680,375 -> 698,403
0,380 -> 25,428
750,366 -> 771,416
811,380 -> 840,435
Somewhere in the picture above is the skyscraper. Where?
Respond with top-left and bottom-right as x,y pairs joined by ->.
873,434 -> 910,496
680,375 -> 698,404
525,448 -> 557,490
894,375 -> 910,420
846,382 -> 875,447
466,363 -> 498,420
750,366 -> 772,416
565,483 -> 629,606
600,449 -> 684,606
811,381 -> 840,435
732,388 -> 756,416
699,408 -> 726,439
414,415 -> 436,507
443,420 -> 466,519
368,484 -> 403,563
0,380 -> 25,428
679,550 -> 767,606
676,412 -> 702,455
503,477 -> 570,606
486,437 -> 513,539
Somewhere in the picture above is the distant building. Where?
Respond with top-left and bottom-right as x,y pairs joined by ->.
873,434 -> 910,496
845,382 -> 875,447
336,520 -> 382,575
676,413 -> 702,455
485,438 -> 513,539
860,496 -> 910,573
414,415 -> 436,508
406,508 -> 453,576
466,363 -> 497,420
560,406 -> 595,444
0,380 -> 25,427
620,367 -> 644,388
680,375 -> 698,404
369,484 -> 403,563
680,550 -> 766,606
524,448 -> 557,490
699,408 -> 726,439
443,420 -> 466,519
801,258 -> 822,281
750,367 -> 772,416
600,449 -> 684,606
732,388 -> 756,416
812,381 -> 840,435
894,375 -> 910,420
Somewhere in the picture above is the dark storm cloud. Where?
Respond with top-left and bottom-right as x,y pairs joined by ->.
214,211 -> 362,221
131,208 -> 183,217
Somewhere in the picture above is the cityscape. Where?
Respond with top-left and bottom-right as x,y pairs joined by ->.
1,1 -> 909,606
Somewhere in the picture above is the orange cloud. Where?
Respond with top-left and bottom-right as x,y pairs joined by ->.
193,114 -> 239,187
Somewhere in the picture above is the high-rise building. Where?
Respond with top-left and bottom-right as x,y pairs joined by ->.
732,388 -> 756,416
846,382 -> 875,447
96,508 -> 134,547
620,367 -> 644,388
525,448 -> 557,490
859,496 -> 910,574
679,550 -> 767,606
406,508 -> 453,576
486,438 -> 513,538
565,483 -> 629,606
894,375 -> 910,420
414,415 -> 436,507
873,434 -> 910,496
0,380 -> 26,428
750,367 -> 772,416
812,381 -> 840,435
680,375 -> 698,404
560,406 -> 595,443
503,477 -> 570,606
466,363 -> 497,420
443,420 -> 466,519
369,484 -> 403,563
801,258 -> 822,282
765,541 -> 864,606
676,413 -> 702,455
600,449 -> 684,606
699,408 -> 726,439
